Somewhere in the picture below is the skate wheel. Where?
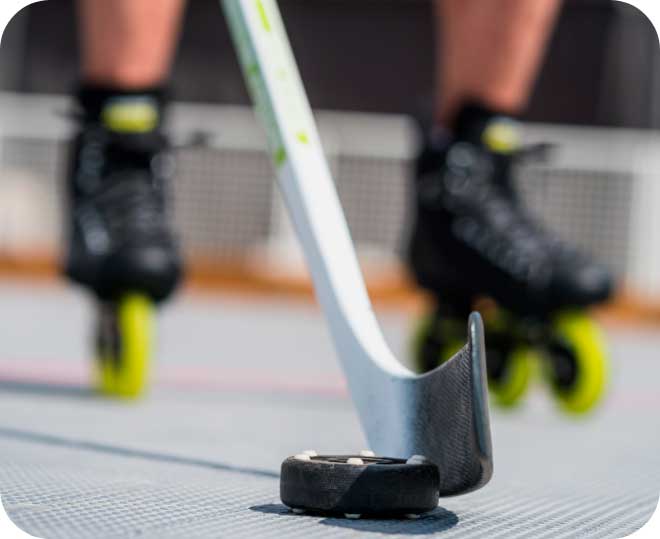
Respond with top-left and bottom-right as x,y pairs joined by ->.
410,313 -> 463,373
95,293 -> 154,399
547,311 -> 609,414
489,346 -> 535,408
280,454 -> 440,518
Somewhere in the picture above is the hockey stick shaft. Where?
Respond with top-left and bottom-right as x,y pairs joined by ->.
221,0 -> 409,377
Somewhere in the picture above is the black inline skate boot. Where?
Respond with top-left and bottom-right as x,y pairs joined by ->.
64,85 -> 183,398
409,103 -> 614,414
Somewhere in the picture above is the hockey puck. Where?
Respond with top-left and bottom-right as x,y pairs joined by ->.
280,453 -> 440,518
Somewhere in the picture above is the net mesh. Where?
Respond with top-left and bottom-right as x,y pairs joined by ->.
0,122 -> 633,279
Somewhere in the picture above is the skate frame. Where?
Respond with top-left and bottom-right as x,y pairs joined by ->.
222,0 -> 492,495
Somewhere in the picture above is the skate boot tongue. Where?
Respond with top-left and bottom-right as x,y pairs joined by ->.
452,103 -> 522,155
481,117 -> 522,155
101,96 -> 161,135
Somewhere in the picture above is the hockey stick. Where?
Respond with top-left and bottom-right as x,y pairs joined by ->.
222,0 -> 493,495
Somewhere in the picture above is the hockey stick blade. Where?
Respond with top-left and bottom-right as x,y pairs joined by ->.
222,0 -> 493,496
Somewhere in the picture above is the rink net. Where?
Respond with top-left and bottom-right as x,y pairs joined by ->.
0,94 -> 644,288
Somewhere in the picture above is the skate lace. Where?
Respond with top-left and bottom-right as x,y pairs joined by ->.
101,178 -> 166,238
74,127 -> 173,242
442,142 -> 561,286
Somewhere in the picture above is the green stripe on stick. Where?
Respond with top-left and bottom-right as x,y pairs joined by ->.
256,0 -> 271,31
274,147 -> 286,165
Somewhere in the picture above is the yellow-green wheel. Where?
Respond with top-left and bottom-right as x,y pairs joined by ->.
489,347 -> 536,408
410,313 -> 464,373
547,311 -> 609,415
95,293 -> 154,399
410,313 -> 434,373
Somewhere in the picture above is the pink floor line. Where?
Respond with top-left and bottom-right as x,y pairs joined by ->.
1,360 -> 659,410
0,359 -> 349,397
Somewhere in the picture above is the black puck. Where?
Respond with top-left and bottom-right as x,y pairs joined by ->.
280,452 -> 440,518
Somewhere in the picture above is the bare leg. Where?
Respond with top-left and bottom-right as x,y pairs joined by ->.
434,0 -> 562,126
78,0 -> 186,88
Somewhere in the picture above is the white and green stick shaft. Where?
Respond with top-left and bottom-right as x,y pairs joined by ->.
222,0 -> 492,494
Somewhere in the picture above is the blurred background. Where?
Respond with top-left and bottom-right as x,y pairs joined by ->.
0,0 -> 658,319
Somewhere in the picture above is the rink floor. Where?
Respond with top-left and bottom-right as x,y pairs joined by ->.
0,279 -> 658,539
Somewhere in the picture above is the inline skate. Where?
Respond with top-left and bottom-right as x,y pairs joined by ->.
63,86 -> 183,398
409,104 -> 613,414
